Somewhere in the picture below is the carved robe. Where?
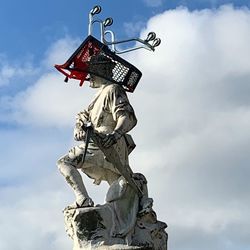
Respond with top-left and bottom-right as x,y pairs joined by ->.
64,83 -> 137,185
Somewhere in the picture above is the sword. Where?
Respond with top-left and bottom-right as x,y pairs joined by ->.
81,122 -> 92,164
82,122 -> 143,196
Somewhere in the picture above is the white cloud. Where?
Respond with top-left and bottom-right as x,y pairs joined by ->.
0,60 -> 37,87
0,128 -> 109,250
6,73 -> 93,127
124,21 -> 146,37
0,37 -> 95,128
43,36 -> 81,69
1,4 -> 250,250
127,5 -> 250,249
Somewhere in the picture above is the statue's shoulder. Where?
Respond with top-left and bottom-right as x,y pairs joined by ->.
104,83 -> 125,94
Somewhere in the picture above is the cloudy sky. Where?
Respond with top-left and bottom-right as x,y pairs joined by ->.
1,0 -> 250,250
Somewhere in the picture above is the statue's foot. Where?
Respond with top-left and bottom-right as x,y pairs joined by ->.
65,198 -> 94,210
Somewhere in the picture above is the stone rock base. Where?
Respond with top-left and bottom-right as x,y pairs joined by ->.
64,205 -> 167,250
63,174 -> 168,250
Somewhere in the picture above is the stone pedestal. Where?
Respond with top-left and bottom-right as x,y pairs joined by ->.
64,206 -> 167,250
63,175 -> 168,250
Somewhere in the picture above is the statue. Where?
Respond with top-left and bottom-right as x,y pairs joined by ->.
55,5 -> 167,250
57,54 -> 138,209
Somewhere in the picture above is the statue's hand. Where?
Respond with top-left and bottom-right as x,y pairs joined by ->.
74,128 -> 86,141
102,131 -> 121,148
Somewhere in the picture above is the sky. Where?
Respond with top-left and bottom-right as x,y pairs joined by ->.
0,0 -> 250,250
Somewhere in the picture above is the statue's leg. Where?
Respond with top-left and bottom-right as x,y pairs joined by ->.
57,145 -> 94,207
80,146 -> 121,185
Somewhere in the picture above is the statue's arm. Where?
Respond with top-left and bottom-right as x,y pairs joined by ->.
103,86 -> 137,147
113,112 -> 137,137
74,110 -> 89,141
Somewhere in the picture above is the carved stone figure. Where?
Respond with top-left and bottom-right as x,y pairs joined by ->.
56,55 -> 168,249
57,55 -> 137,209
55,5 -> 167,249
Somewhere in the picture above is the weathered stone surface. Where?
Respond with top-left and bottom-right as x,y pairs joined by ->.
57,38 -> 168,250
64,206 -> 167,250
63,175 -> 168,250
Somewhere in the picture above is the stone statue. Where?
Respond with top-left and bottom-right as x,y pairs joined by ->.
56,55 -> 168,249
57,55 -> 138,209
55,6 -> 167,249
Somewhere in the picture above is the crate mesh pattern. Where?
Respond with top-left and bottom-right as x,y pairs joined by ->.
55,36 -> 142,92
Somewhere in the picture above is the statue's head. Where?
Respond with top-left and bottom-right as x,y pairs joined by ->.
88,54 -> 116,88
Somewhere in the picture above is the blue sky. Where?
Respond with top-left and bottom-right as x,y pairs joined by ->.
1,1 -> 250,250
1,0 -> 249,60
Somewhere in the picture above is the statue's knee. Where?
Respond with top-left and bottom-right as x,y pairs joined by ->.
57,160 -> 78,177
57,157 -> 70,175
57,157 -> 65,170
57,158 -> 62,167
